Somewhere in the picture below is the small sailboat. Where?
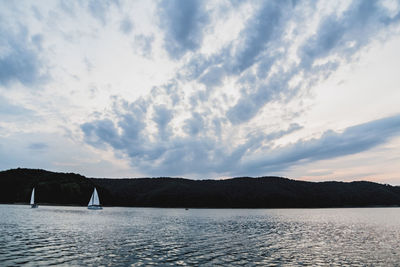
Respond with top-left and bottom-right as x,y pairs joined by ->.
30,187 -> 38,208
88,187 -> 102,210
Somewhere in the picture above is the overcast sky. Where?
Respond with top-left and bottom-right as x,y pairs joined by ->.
1,0 -> 400,183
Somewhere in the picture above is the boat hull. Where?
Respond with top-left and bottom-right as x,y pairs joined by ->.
88,205 -> 102,210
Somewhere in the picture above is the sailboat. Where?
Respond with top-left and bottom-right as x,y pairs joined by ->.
30,187 -> 38,208
88,187 -> 102,210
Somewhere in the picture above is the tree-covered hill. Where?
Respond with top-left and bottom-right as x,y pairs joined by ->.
1,168 -> 400,208
0,168 -> 93,205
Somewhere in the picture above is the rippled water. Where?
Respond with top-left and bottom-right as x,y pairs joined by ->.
1,205 -> 400,266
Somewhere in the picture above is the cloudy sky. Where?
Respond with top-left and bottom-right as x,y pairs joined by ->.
1,0 -> 400,183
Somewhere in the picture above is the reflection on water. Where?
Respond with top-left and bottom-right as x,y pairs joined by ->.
1,205 -> 399,266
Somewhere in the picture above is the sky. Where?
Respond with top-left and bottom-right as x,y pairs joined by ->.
1,0 -> 400,184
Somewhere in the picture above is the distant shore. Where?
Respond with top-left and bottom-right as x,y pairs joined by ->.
2,203 -> 400,210
1,168 -> 400,209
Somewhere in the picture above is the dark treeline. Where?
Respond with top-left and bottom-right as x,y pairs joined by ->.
0,168 -> 93,206
1,168 -> 400,208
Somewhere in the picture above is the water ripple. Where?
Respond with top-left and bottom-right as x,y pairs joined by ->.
1,206 -> 400,266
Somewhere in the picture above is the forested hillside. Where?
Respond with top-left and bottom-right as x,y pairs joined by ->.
1,168 -> 400,208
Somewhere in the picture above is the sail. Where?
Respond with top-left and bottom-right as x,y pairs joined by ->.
30,188 -> 35,205
93,188 -> 100,205
88,188 -> 100,206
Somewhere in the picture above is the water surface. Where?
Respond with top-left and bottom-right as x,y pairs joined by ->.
1,205 -> 399,266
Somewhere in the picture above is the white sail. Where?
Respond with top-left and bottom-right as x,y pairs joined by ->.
30,188 -> 35,205
88,188 -> 100,206
88,190 -> 93,206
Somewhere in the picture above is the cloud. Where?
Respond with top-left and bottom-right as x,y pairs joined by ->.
180,0 -> 400,125
227,70 -> 294,124
81,96 -> 304,177
0,131 -> 132,177
81,74 -> 400,178
153,105 -> 173,140
31,5 -> 43,21
229,0 -> 399,124
31,34 -> 44,50
158,0 -> 210,59
183,112 -> 204,136
120,17 -> 133,34
241,114 -> 400,175
81,119 -> 122,149
87,0 -> 119,26
78,1 -> 400,178
2,0 -> 396,179
58,0 -> 76,17
228,1 -> 287,74
119,17 -> 133,34
0,95 -> 32,116
134,34 -> 154,57
28,142 -> 48,151
300,0 -> 400,69
198,66 -> 226,87
0,25 -> 45,87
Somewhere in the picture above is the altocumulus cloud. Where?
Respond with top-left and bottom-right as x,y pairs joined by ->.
158,0 -> 210,59
226,0 -> 400,124
81,95 -> 304,176
173,0 -> 400,126
0,24 -> 45,87
82,107 -> 400,177
76,0 -> 400,177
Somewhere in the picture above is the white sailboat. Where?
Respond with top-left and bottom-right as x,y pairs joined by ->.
88,187 -> 102,210
30,187 -> 38,208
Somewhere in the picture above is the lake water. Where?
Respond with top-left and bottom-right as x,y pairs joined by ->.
1,205 -> 399,266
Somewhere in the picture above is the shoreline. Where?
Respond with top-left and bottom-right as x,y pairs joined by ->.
1,203 -> 399,209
